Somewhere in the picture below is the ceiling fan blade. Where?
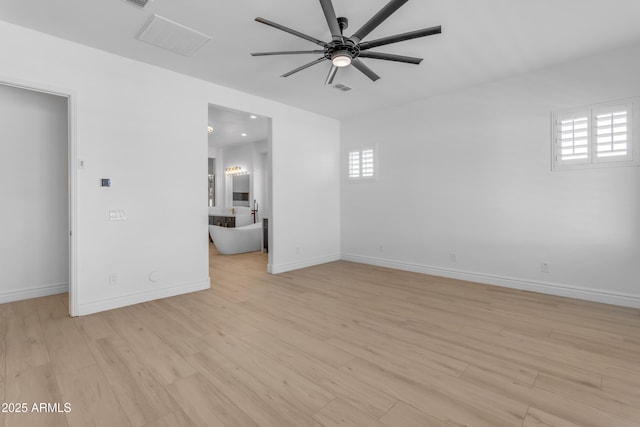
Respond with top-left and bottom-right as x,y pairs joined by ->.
358,26 -> 442,50
251,50 -> 325,56
255,17 -> 327,47
351,0 -> 409,43
281,57 -> 328,78
351,58 -> 380,82
325,65 -> 338,85
357,51 -> 422,64
319,0 -> 342,40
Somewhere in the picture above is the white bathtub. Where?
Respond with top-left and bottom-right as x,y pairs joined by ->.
209,222 -> 262,255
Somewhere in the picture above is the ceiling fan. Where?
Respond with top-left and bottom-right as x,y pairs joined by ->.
251,0 -> 442,85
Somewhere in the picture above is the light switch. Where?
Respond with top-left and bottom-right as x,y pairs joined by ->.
109,210 -> 127,221
101,178 -> 111,187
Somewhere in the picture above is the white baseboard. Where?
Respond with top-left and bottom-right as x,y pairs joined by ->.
341,253 -> 640,309
76,278 -> 211,316
0,282 -> 69,304
270,254 -> 341,274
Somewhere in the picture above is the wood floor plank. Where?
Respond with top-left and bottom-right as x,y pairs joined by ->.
4,298 -> 39,318
498,328 -> 640,376
35,294 -> 68,322
379,401 -> 449,427
167,373 -> 260,427
548,330 -> 640,365
150,298 -> 217,337
522,407 -> 583,427
4,364 -> 67,427
88,335 -> 177,426
342,357 -> 522,427
233,310 -> 356,367
40,317 -> 96,375
101,307 -> 196,385
143,408 -> 197,427
73,313 -> 117,342
404,319 -> 602,388
56,364 -> 130,427
126,301 -> 211,357
601,375 -> 640,406
462,365 -> 636,427
327,335 -> 467,379
227,323 -> 396,419
534,373 -> 640,423
201,328 -> 335,414
312,398 -> 388,427
186,347 -> 324,427
5,312 -> 50,377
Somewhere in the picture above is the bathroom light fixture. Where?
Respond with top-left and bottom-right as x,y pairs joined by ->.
331,51 -> 352,68
208,125 -> 214,134
225,166 -> 249,176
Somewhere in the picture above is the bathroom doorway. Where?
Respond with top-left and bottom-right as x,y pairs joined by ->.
207,104 -> 272,273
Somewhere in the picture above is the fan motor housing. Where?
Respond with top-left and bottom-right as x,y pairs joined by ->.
325,39 -> 359,61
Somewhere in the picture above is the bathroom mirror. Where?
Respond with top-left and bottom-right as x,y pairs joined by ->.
232,174 -> 250,207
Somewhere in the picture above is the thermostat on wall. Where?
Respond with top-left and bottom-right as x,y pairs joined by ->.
101,178 -> 111,187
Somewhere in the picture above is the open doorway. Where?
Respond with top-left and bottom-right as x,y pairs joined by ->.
207,104 -> 272,273
0,81 -> 75,315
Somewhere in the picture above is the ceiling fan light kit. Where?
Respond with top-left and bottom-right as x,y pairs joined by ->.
331,51 -> 352,67
251,0 -> 441,84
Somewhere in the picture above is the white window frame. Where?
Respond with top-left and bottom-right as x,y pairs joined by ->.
347,146 -> 378,181
552,97 -> 640,171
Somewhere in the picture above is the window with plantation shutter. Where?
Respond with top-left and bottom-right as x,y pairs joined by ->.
361,149 -> 374,177
347,147 -> 377,180
348,151 -> 360,178
552,98 -> 639,170
594,107 -> 630,161
557,114 -> 590,164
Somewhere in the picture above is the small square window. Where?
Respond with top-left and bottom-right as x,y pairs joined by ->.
347,147 -> 377,180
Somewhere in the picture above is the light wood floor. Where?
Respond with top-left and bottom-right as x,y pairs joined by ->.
1,245 -> 640,426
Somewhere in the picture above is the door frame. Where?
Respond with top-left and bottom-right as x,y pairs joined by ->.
0,77 -> 78,316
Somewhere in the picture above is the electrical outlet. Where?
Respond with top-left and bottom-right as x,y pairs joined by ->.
450,253 -> 457,263
296,247 -> 300,255
379,245 -> 384,253
109,273 -> 118,285
541,263 -> 550,273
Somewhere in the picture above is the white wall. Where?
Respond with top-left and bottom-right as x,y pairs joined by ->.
0,84 -> 69,302
341,42 -> 640,308
271,113 -> 341,273
0,20 -> 340,314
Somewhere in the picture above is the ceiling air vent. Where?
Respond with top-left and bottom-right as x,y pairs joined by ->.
334,84 -> 352,92
137,14 -> 212,56
123,0 -> 149,9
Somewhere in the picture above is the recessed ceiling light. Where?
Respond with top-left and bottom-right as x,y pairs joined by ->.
241,133 -> 247,137
250,115 -> 257,119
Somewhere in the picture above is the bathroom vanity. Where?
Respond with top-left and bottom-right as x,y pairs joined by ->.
209,215 -> 235,228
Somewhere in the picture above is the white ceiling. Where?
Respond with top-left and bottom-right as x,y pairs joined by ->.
2,0 -> 640,119
208,104 -> 269,150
